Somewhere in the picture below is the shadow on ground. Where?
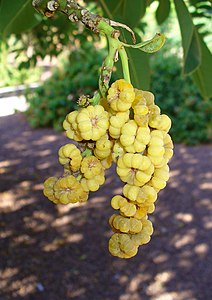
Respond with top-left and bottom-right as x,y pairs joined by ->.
0,114 -> 211,300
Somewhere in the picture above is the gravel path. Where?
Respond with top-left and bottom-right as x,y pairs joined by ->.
0,113 -> 211,300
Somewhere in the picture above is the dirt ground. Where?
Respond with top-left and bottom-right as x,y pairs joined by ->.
0,113 -> 211,300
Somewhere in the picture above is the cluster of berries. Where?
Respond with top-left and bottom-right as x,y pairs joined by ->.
43,79 -> 173,259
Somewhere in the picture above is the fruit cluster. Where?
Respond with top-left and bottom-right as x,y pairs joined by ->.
43,79 -> 173,259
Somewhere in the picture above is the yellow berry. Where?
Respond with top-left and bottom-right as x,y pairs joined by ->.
109,111 -> 129,139
53,175 -> 89,204
110,214 -> 143,234
149,114 -> 171,132
117,154 -> 154,186
80,156 -> 103,179
94,134 -> 113,160
43,176 -> 59,203
112,140 -> 125,163
111,195 -> 137,217
142,91 -> 155,105
77,105 -> 109,141
150,164 -> 169,191
63,111 -> 83,141
123,183 -> 157,205
135,203 -> 155,219
108,233 -> 138,258
58,143 -> 82,172
132,218 -> 153,246
81,173 -> 105,192
107,79 -> 135,112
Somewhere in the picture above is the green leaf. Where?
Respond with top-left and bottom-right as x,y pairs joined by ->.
192,32 -> 212,99
156,0 -> 171,25
174,0 -> 201,74
99,0 -> 147,28
0,0 -> 40,36
125,33 -> 166,53
127,48 -> 150,89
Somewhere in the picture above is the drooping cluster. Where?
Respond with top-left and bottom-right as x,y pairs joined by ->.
43,79 -> 173,259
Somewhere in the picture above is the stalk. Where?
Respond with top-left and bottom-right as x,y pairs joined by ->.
118,46 -> 131,84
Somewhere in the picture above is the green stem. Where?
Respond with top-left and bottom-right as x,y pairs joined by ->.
118,46 -> 131,84
96,20 -> 131,97
98,37 -> 116,98
89,20 -> 120,103
90,90 -> 102,106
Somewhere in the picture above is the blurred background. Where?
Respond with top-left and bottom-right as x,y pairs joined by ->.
0,0 -> 212,299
